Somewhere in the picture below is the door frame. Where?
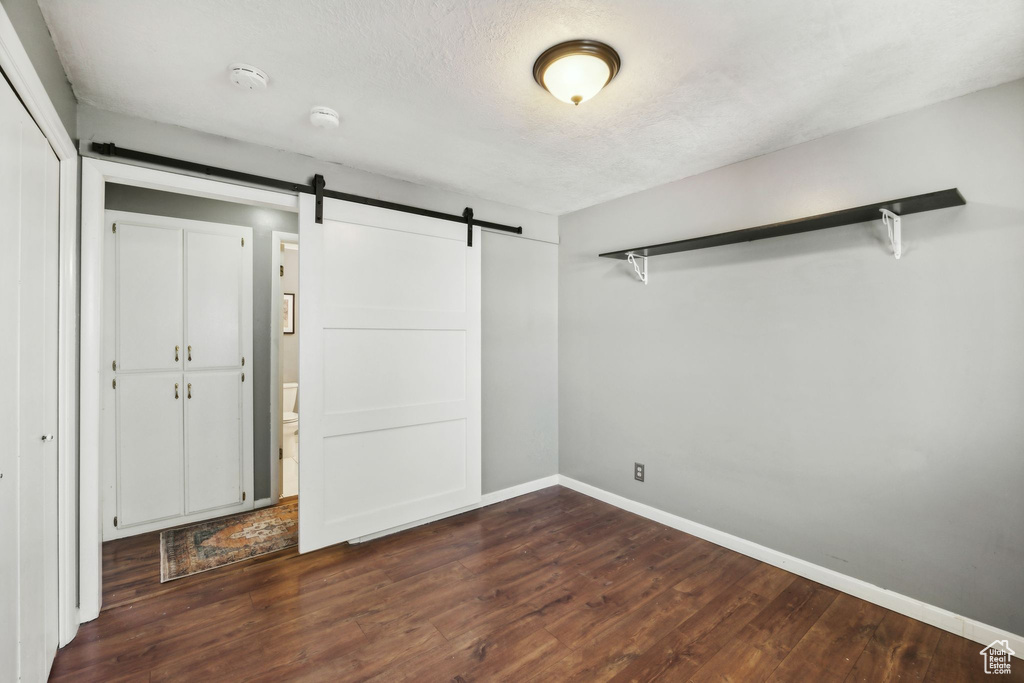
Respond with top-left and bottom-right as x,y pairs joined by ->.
0,4 -> 79,648
268,231 -> 299,504
80,157 -> 297,623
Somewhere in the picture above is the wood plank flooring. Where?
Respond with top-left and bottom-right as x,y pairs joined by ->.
51,486 -> 1021,682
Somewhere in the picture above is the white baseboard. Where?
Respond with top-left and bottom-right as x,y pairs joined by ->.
556,475 -> 1023,654
349,474 -> 561,544
254,497 -> 276,510
480,475 -> 561,506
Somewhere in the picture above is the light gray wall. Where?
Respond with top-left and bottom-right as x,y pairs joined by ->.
558,79 -> 1024,636
483,232 -> 558,492
1,0 -> 76,137
280,248 -> 298,386
105,184 -> 297,501
83,105 -> 560,496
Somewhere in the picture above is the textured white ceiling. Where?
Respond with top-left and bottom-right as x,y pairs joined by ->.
39,0 -> 1024,214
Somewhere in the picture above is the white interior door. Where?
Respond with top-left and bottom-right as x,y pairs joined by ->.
185,370 -> 244,513
298,194 -> 481,551
0,74 -> 60,682
115,223 -> 183,371
186,231 -> 243,369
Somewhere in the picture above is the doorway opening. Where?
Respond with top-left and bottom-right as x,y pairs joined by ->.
278,240 -> 300,499
90,180 -> 300,610
271,232 -> 299,503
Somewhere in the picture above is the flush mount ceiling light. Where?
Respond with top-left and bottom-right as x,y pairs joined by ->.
533,39 -> 620,106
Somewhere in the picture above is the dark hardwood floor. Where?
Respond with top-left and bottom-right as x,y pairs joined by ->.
51,486 -> 1020,682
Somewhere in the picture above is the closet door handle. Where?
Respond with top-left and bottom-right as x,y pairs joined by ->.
175,383 -> 179,399
187,345 -> 192,362
187,383 -> 192,399
175,345 -> 180,362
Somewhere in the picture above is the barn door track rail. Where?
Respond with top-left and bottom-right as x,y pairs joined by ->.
600,188 -> 966,283
90,142 -> 523,245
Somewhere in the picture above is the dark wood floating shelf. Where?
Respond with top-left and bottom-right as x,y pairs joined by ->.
599,188 -> 966,260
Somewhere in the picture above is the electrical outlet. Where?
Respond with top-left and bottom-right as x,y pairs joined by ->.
634,462 -> 645,482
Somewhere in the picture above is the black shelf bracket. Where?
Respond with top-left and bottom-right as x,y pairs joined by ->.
600,188 -> 965,282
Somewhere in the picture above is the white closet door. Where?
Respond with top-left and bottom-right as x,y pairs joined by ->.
37,125 -> 60,677
116,224 -> 183,371
185,371 -> 243,513
116,374 -> 184,527
298,194 -> 481,552
0,94 -> 18,674
186,231 -> 243,369
0,76 -> 60,682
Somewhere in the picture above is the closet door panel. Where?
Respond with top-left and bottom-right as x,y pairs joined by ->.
37,129 -> 60,672
117,374 -> 184,527
186,232 -> 242,369
116,224 -> 183,371
0,80 -> 22,676
12,102 -> 60,681
15,104 -> 47,680
185,371 -> 243,513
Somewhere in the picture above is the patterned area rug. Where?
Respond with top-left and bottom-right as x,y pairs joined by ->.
160,501 -> 297,582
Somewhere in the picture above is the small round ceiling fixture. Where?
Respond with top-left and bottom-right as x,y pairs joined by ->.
310,106 -> 340,130
228,63 -> 269,91
533,39 -> 620,106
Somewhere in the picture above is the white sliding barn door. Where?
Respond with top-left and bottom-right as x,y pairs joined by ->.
298,194 -> 481,551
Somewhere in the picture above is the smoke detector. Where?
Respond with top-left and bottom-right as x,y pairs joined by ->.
228,64 -> 269,91
310,106 -> 340,130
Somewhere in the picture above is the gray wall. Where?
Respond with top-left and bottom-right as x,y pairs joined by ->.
105,184 -> 298,501
84,105 -> 560,496
483,232 -> 559,492
558,79 -> 1024,635
280,248 -> 298,385
1,0 -> 76,137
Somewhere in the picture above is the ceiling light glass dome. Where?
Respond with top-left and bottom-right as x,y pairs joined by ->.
533,40 -> 620,106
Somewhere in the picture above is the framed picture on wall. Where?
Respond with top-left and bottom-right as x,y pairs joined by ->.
283,293 -> 296,334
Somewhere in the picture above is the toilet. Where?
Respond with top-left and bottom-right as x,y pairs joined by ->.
282,382 -> 299,483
